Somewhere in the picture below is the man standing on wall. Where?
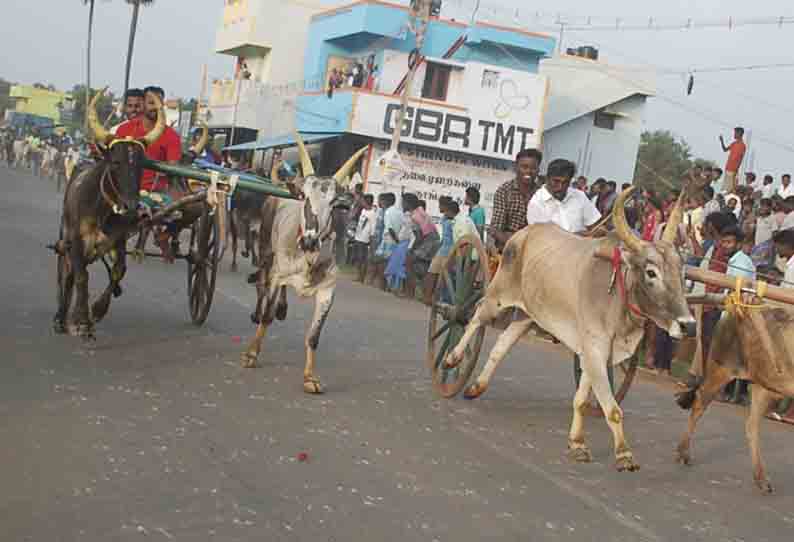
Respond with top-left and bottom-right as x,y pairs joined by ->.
719,127 -> 746,195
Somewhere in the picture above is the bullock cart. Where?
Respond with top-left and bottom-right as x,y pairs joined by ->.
53,160 -> 298,331
426,231 -> 794,408
136,161 -> 299,325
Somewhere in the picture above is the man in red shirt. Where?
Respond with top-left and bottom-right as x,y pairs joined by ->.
116,86 -> 183,261
720,126 -> 746,195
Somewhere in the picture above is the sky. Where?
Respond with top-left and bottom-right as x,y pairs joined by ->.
2,0 -> 793,179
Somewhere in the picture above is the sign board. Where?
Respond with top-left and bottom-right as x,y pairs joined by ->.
365,141 -> 513,220
351,63 -> 547,161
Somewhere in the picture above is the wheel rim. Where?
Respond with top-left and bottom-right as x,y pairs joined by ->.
428,235 -> 490,398
187,205 -> 219,325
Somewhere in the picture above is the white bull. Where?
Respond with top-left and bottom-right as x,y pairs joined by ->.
445,188 -> 696,471
241,134 -> 368,394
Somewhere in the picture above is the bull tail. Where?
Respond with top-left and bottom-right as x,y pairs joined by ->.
674,375 -> 703,411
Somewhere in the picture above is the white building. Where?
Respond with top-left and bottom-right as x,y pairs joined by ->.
208,1 -> 655,211
541,53 -> 656,184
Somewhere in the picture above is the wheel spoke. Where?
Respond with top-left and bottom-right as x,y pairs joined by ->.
434,330 -> 453,371
442,271 -> 456,304
431,320 -> 451,342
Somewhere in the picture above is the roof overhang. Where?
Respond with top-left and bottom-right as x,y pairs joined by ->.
224,131 -> 342,152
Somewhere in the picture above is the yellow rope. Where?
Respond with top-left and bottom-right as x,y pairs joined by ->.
724,276 -> 768,314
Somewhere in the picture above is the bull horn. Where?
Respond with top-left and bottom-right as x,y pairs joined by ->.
141,95 -> 166,146
612,186 -> 644,253
190,121 -> 209,155
87,88 -> 112,144
661,190 -> 686,245
294,132 -> 315,177
333,145 -> 370,184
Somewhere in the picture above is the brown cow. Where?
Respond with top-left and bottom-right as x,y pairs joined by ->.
676,296 -> 794,494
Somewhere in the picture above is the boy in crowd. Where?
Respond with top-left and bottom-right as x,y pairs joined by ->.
352,194 -> 376,283
423,196 -> 454,306
465,187 -> 486,240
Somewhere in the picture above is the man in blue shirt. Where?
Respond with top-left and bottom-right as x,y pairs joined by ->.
719,224 -> 755,404
465,187 -> 486,240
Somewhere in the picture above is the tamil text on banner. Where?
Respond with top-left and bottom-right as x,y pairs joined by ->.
365,141 -> 513,220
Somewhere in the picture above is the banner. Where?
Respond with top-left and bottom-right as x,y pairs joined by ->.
365,141 -> 514,220
351,63 -> 547,161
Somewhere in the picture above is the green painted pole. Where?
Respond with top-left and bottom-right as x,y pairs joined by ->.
142,159 -> 298,200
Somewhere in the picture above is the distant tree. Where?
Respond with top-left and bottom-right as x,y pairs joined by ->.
123,0 -> 156,96
633,130 -> 693,192
69,85 -> 116,130
692,157 -> 718,170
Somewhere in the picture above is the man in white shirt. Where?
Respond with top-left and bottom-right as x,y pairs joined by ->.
525,158 -> 604,389
352,194 -> 376,282
780,197 -> 794,231
761,174 -> 776,200
773,230 -> 794,289
778,174 -> 794,200
526,158 -> 602,234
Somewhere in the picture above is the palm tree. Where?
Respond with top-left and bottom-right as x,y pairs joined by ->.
123,0 -> 155,96
82,0 -> 96,130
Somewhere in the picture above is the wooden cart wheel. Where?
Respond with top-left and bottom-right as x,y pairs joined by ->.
187,203 -> 220,326
585,356 -> 639,416
428,234 -> 491,398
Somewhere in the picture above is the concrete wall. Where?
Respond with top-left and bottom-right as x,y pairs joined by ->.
542,94 -> 647,184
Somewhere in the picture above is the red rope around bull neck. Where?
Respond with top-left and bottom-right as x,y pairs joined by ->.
612,246 -> 646,319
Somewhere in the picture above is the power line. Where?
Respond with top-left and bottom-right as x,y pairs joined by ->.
441,0 -> 794,34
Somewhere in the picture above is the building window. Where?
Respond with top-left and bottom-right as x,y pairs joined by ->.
594,109 -> 616,130
481,69 -> 499,89
422,62 -> 451,101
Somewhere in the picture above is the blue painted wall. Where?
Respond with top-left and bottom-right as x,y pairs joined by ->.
303,2 -> 556,84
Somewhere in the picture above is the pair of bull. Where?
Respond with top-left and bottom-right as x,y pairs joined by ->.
447,188 -> 794,493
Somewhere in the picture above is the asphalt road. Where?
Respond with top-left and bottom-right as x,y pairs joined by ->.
2,163 -> 794,542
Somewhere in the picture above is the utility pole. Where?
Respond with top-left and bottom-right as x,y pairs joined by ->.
389,0 -> 432,152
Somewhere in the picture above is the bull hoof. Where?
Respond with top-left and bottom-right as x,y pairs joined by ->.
463,382 -> 487,400
444,351 -> 463,369
567,444 -> 593,463
77,324 -> 96,342
241,352 -> 259,369
275,302 -> 288,321
675,445 -> 692,466
303,376 -> 324,395
250,312 -> 261,325
615,453 -> 640,472
112,284 -> 122,298
230,263 -> 238,273
53,318 -> 67,335
247,272 -> 258,285
241,250 -> 250,259
755,478 -> 774,495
